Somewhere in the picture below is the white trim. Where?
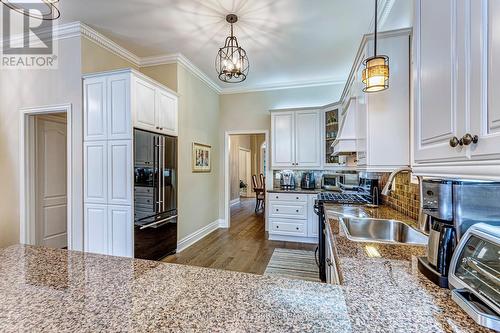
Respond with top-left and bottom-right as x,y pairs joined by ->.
229,198 -> 240,206
176,219 -> 221,252
218,219 -> 228,229
80,23 -> 142,66
220,78 -> 346,95
19,104 -> 73,249
268,234 -> 318,244
224,130 -> 270,231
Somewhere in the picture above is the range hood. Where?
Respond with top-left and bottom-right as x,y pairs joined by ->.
331,98 -> 357,156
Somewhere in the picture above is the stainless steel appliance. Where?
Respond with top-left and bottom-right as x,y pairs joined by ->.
315,176 -> 377,282
418,179 -> 500,288
449,223 -> 500,331
134,129 -> 177,260
321,173 -> 343,191
301,172 -> 316,190
280,170 -> 296,190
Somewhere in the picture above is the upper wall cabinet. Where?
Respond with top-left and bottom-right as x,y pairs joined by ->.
84,69 -> 179,141
413,0 -> 500,179
355,31 -> 411,171
271,109 -> 321,169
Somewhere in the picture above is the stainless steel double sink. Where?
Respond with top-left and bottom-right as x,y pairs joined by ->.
339,217 -> 428,246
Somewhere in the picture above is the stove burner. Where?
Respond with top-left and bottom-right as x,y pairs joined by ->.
318,192 -> 372,205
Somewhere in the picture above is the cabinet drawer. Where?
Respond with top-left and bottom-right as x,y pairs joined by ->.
134,186 -> 154,195
269,219 -> 307,236
134,196 -> 154,205
269,202 -> 307,219
269,193 -> 308,202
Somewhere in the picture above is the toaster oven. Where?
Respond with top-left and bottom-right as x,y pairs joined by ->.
448,223 -> 500,331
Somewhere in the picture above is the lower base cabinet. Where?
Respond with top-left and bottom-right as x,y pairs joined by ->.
267,193 -> 319,243
84,204 -> 132,257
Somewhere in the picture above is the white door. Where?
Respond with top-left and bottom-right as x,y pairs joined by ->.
238,148 -> 252,197
295,110 -> 321,168
134,78 -> 156,132
156,90 -> 178,136
271,112 -> 295,167
414,0 -> 467,163
469,1 -> 500,161
35,117 -> 67,248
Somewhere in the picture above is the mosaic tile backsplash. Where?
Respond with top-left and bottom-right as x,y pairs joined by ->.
273,170 -> 421,220
381,173 -> 421,220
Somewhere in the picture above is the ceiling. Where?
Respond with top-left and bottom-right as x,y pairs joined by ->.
7,0 -> 413,91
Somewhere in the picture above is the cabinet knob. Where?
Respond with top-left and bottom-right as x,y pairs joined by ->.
275,196 -> 279,199
449,136 -> 460,148
276,226 -> 279,229
296,197 -> 299,200
296,209 -> 299,213
276,209 -> 279,212
296,227 -> 299,230
461,133 -> 479,146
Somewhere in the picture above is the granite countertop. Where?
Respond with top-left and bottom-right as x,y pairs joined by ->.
324,203 -> 494,333
267,187 -> 325,194
0,245 -> 352,332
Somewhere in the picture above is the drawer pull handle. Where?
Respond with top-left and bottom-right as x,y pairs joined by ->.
276,226 -> 279,229
296,210 -> 299,213
276,196 -> 279,199
296,197 -> 299,200
296,227 -> 299,230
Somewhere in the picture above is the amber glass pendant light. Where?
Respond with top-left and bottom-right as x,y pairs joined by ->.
362,0 -> 389,93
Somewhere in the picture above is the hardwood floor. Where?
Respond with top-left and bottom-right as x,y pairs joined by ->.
163,198 -> 317,275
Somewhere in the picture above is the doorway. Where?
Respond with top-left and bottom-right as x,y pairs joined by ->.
224,130 -> 269,229
20,105 -> 72,249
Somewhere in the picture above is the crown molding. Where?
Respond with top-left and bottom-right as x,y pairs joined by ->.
220,78 -> 346,95
79,23 -> 141,66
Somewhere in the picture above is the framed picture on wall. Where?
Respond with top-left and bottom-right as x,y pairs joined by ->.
192,142 -> 212,173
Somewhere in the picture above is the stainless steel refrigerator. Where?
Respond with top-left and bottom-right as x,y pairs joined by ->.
133,129 -> 177,260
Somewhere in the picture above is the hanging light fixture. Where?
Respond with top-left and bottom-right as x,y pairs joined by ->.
362,0 -> 389,93
215,14 -> 249,83
0,0 -> 60,20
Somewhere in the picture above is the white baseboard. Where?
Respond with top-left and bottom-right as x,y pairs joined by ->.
268,234 -> 318,244
177,219 -> 221,252
218,218 -> 228,229
229,198 -> 240,206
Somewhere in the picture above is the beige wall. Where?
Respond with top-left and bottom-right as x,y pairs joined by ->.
147,63 -> 220,240
81,37 -> 139,74
0,37 -> 83,249
177,65 -> 221,239
218,84 -> 344,218
140,64 -> 178,92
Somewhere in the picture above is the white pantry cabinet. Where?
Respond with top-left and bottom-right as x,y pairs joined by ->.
413,0 -> 500,180
270,109 -> 321,169
83,69 -> 178,257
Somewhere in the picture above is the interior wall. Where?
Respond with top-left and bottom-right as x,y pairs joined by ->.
218,84 -> 344,219
81,37 -> 139,73
177,64 -> 221,239
0,37 -> 83,249
140,64 -> 178,92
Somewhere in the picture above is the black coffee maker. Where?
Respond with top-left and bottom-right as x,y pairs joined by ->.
417,179 -> 456,288
301,172 -> 316,190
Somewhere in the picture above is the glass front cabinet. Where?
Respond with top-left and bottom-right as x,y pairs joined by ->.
323,104 -> 341,166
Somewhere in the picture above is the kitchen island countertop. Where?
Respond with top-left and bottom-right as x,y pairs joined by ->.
324,203 -> 495,333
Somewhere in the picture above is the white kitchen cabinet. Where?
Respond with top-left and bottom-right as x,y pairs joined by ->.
108,205 -> 133,257
267,193 -> 318,243
271,111 -> 295,167
83,69 -> 179,257
413,0 -> 500,179
84,204 -> 108,255
134,78 -> 157,132
107,74 -> 131,140
84,77 -> 107,141
84,141 -> 107,204
156,89 -> 178,136
270,109 -> 321,169
107,140 -> 132,206
355,31 -> 411,171
295,110 -> 321,167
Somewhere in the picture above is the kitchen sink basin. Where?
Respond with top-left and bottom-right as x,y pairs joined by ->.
340,217 -> 428,246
